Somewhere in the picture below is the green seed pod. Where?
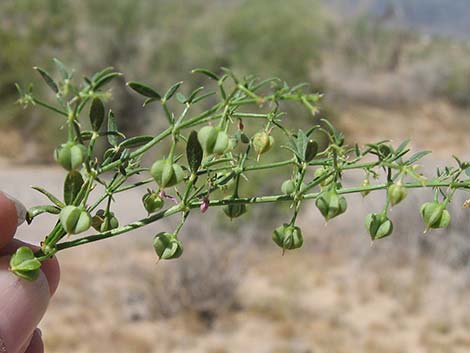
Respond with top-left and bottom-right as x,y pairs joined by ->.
315,189 -> 347,221
272,224 -> 303,251
150,159 -> 185,188
92,210 -> 119,232
223,199 -> 247,220
142,192 -> 164,213
197,126 -> 230,155
197,126 -> 218,154
213,130 -> 229,154
314,167 -> 334,188
388,183 -> 407,206
281,180 -> 295,194
59,205 -> 91,234
252,131 -> 273,156
9,246 -> 41,281
420,202 -> 451,230
365,213 -> 393,240
54,142 -> 87,171
153,232 -> 183,260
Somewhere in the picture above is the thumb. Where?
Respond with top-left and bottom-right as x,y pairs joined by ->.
0,257 -> 50,353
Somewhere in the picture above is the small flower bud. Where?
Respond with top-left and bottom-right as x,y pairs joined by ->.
360,179 -> 371,197
200,196 -> 209,213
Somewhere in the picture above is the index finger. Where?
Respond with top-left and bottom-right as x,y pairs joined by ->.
0,192 -> 26,249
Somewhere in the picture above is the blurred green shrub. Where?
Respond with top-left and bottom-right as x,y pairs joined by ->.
0,0 -> 331,160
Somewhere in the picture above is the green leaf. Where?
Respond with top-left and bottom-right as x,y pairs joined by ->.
94,72 -> 122,90
395,139 -> 410,156
186,131 -> 203,172
176,92 -> 187,104
192,91 -> 216,104
107,110 -> 119,147
191,68 -> 219,81
89,98 -> 105,131
143,97 -> 159,107
187,87 -> 204,104
34,66 -> 58,93
53,58 -> 70,80
295,130 -> 309,161
31,186 -> 65,208
26,205 -> 61,225
304,140 -> 318,162
92,67 -> 115,82
10,247 -> 41,281
164,81 -> 183,101
127,81 -> 161,99
64,171 -> 84,205
119,135 -> 154,149
406,151 -> 431,165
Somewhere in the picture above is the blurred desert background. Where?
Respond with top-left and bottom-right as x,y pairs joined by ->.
1,1 -> 470,352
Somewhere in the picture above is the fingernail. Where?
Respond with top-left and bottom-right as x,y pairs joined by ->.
36,328 -> 42,337
2,192 -> 27,226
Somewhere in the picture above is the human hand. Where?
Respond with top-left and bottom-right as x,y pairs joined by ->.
0,192 -> 60,353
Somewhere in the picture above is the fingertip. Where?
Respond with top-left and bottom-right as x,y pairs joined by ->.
0,257 -> 50,353
0,192 -> 19,248
41,255 -> 60,296
24,329 -> 44,353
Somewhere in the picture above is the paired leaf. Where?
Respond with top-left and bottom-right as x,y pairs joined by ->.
288,130 -> 318,162
186,131 -> 203,172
